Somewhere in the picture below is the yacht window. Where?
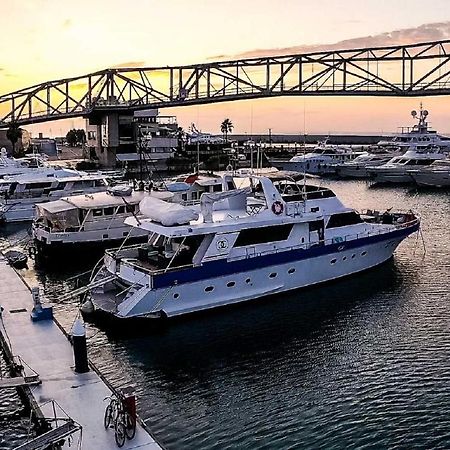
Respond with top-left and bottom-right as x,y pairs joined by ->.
104,207 -> 114,215
181,193 -> 188,201
234,224 -> 293,247
213,184 -> 222,192
226,181 -> 235,190
416,160 -> 434,166
125,204 -> 135,213
117,205 -> 126,214
92,209 -> 103,217
24,182 -> 52,190
327,212 -> 363,228
53,181 -> 66,190
94,179 -> 106,187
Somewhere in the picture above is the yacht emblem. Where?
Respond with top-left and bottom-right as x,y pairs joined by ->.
216,238 -> 229,250
271,201 -> 284,215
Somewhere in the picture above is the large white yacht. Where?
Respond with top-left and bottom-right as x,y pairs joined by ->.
408,159 -> 450,188
376,105 -> 450,151
367,147 -> 447,184
270,140 -> 364,175
0,170 -> 111,223
84,173 -> 419,321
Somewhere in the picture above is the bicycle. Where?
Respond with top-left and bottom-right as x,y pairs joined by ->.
104,394 -> 136,446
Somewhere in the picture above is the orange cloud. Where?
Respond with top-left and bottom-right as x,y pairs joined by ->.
111,61 -> 147,69
212,21 -> 450,60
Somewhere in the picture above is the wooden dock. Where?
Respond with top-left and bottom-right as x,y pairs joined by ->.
0,255 -> 162,449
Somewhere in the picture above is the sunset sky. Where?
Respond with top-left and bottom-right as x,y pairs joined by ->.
2,0 -> 450,136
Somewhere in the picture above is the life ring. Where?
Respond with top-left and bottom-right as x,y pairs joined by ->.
271,201 -> 284,215
226,164 -> 233,172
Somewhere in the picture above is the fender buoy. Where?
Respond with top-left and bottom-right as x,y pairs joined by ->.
271,201 -> 284,215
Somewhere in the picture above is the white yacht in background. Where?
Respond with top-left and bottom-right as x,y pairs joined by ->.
408,159 -> 450,188
84,173 -> 419,321
0,147 -> 53,178
376,105 -> 450,152
270,139 -> 364,175
367,146 -> 447,184
335,151 -> 400,179
0,170 -> 111,223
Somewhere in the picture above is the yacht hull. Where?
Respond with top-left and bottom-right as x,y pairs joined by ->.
90,223 -> 418,320
410,171 -> 450,187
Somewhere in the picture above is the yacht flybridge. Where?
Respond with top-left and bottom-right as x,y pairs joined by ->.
376,105 -> 450,151
85,173 -> 419,321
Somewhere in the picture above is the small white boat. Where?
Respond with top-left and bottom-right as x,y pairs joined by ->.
0,170 -> 111,223
367,147 -> 447,184
85,173 -> 419,321
408,159 -> 450,188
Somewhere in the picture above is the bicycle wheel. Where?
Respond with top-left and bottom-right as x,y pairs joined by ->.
115,420 -> 126,447
104,404 -> 112,429
124,411 -> 136,439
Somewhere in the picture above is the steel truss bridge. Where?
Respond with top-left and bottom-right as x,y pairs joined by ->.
2,39 -> 450,127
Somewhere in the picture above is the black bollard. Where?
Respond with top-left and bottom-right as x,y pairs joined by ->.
71,319 -> 89,373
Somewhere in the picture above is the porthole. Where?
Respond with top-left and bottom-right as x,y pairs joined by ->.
269,272 -> 277,278
330,258 -> 337,264
288,268 -> 296,274
102,234 -> 108,239
361,251 -> 367,256
122,231 -> 128,237
227,281 -> 236,288
205,286 -> 214,292
301,237 -> 305,243
173,293 -> 179,299
342,256 -> 347,261
245,278 -> 251,284
351,254 -> 356,259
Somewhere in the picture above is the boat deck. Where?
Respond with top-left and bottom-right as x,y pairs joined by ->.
0,256 -> 162,449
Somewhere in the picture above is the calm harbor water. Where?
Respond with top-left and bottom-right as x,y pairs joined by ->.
0,180 -> 449,449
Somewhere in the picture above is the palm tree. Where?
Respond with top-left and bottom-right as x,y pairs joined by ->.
6,122 -> 23,157
220,118 -> 234,142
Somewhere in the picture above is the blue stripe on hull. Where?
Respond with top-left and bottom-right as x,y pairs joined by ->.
153,224 -> 419,289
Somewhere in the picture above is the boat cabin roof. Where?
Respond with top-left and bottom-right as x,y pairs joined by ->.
37,190 -> 173,212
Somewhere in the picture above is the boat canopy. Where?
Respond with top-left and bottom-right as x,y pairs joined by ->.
36,200 -> 79,229
139,196 -> 199,226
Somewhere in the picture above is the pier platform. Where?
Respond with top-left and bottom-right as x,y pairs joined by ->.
0,256 -> 162,449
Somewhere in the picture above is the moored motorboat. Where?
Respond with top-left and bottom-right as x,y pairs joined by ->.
335,151 -> 399,179
270,139 -> 364,175
408,159 -> 450,188
84,173 -> 419,321
367,147 -> 447,184
0,170 -> 111,223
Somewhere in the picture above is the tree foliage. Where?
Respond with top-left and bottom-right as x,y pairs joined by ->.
6,122 -> 23,157
220,118 -> 234,142
66,129 -> 86,147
